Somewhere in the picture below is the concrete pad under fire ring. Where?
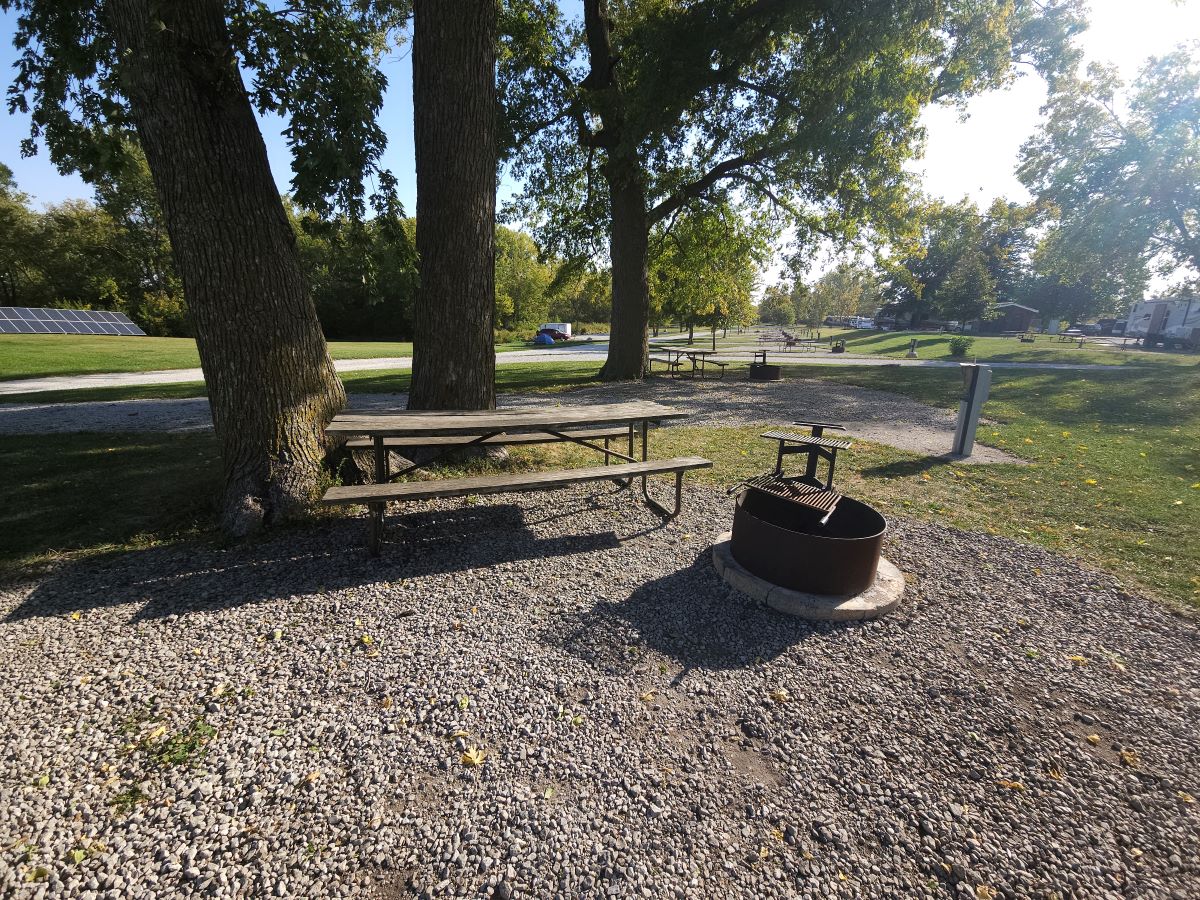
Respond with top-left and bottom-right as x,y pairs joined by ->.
712,532 -> 904,621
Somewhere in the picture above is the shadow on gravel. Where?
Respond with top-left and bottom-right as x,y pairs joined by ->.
542,549 -> 860,672
6,503 -> 619,623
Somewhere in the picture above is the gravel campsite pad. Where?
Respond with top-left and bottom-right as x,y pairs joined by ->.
0,377 -> 1018,463
1,485 -> 1196,899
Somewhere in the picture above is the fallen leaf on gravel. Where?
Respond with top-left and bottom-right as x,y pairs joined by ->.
1066,655 -> 1088,666
461,747 -> 486,767
759,846 -> 769,859
270,728 -> 286,737
69,611 -> 81,621
543,786 -> 555,799
1177,792 -> 1195,803
457,695 -> 471,711
359,634 -> 373,647
772,828 -> 784,841
32,773 -> 49,787
146,725 -> 167,741
1086,734 -> 1101,745
640,690 -> 657,702
769,688 -> 791,703
380,696 -> 393,709
975,886 -> 998,900
304,770 -> 321,783
24,867 -> 49,883
1047,767 -> 1062,780
996,779 -> 1025,791
69,848 -> 86,864
1129,847 -> 1143,859
450,729 -> 470,739
1120,750 -> 1140,768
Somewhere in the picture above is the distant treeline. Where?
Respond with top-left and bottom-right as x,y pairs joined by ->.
0,161 -> 611,339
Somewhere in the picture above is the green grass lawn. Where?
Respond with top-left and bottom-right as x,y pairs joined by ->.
0,333 -> 605,382
2,359 -> 1195,610
820,329 -> 1194,365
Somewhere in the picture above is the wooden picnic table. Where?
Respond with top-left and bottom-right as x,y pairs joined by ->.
649,345 -> 688,376
323,401 -> 710,555
683,349 -> 725,379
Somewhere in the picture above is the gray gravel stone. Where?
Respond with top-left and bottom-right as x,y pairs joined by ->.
0,483 -> 1196,899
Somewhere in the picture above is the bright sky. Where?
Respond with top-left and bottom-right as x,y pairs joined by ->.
2,1 -> 1198,222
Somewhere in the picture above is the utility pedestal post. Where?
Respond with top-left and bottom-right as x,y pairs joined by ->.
952,363 -> 992,457
905,338 -> 918,358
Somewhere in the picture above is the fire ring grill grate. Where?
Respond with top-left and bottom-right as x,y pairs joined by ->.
731,474 -> 842,516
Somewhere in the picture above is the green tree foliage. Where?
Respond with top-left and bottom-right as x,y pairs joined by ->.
288,202 -> 418,340
881,199 -> 999,326
801,263 -> 884,325
648,204 -> 762,336
757,285 -> 796,326
0,164 -> 40,304
495,227 -> 554,329
500,0 -> 1085,377
546,264 -> 612,324
1018,48 -> 1200,286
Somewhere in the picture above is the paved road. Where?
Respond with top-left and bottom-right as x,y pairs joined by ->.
0,345 -> 1132,397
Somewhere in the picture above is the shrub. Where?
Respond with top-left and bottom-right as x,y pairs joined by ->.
948,336 -> 975,357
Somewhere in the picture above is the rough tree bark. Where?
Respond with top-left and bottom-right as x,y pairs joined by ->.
408,0 -> 497,410
583,0 -> 649,381
602,159 -> 651,379
106,0 -> 345,536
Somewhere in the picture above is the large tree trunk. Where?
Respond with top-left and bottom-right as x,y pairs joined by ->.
408,0 -> 497,410
600,161 -> 650,380
106,0 -> 345,537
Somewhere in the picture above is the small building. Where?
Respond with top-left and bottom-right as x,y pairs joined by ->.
975,302 -> 1038,334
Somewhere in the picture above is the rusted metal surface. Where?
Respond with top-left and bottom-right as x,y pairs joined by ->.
759,430 -> 852,450
729,489 -> 886,596
731,475 -> 842,515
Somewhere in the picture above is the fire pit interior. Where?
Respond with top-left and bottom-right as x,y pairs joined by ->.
714,421 -> 904,619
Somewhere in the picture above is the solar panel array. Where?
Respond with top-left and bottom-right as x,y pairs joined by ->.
0,307 -> 146,336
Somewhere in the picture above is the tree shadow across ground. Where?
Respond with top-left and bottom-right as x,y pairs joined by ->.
5,502 -> 620,624
539,548 -> 862,673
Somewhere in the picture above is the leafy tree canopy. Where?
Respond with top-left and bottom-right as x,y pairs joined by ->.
1019,47 -> 1200,284
649,203 -> 764,330
501,0 -> 1085,259
3,0 -> 410,221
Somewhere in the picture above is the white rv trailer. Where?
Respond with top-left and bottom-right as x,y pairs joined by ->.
1124,299 -> 1200,349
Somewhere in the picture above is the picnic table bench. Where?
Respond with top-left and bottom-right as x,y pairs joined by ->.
323,402 -> 712,555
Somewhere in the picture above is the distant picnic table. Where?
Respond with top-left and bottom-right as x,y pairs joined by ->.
322,402 -> 711,554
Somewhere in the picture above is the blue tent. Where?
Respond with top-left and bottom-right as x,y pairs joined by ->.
533,332 -> 556,346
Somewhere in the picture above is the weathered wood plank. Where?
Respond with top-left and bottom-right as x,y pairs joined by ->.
326,401 -> 688,437
343,426 -> 627,449
321,456 -> 712,505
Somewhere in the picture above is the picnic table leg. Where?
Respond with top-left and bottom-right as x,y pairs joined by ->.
368,435 -> 387,556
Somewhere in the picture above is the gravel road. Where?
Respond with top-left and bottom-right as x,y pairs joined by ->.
1,484 -> 1195,899
0,377 -> 1019,463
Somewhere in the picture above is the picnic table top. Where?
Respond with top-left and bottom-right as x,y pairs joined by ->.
326,400 -> 688,437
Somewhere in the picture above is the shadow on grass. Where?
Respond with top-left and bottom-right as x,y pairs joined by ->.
5,501 -> 622,623
539,549 -> 861,673
858,456 -> 967,478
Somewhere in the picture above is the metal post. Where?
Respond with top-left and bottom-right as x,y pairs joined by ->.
952,363 -> 992,457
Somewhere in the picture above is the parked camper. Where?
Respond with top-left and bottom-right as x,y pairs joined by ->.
1125,299 -> 1200,349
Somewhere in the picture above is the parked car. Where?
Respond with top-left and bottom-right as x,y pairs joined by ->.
537,328 -> 570,342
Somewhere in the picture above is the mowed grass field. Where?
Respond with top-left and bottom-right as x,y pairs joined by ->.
0,333 -> 606,382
